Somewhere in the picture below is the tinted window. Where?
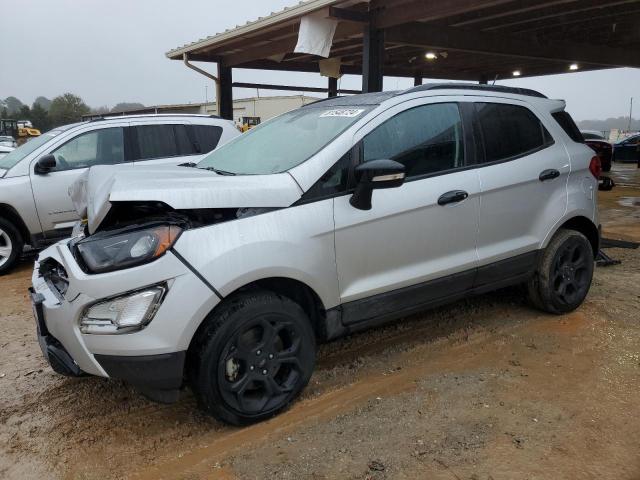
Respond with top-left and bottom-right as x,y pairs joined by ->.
191,125 -> 223,154
552,111 -> 584,143
476,103 -> 552,163
303,150 -> 354,200
135,125 -> 179,159
174,125 -> 193,155
362,103 -> 464,178
52,127 -> 124,171
581,132 -> 605,140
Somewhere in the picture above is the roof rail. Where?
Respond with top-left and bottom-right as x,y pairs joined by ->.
403,83 -> 547,99
85,113 -> 223,122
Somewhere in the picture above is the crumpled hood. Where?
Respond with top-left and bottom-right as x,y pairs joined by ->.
70,165 -> 303,234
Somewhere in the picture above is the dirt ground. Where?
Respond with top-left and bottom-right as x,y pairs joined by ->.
1,164 -> 639,480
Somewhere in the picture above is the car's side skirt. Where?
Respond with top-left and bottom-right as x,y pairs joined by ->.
323,250 -> 540,341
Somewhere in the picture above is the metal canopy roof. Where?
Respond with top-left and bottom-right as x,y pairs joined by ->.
167,0 -> 640,81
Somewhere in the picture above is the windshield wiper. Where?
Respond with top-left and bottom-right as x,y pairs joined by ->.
178,162 -> 197,168
202,167 -> 236,176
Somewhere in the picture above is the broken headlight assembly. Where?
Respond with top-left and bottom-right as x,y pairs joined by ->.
74,225 -> 182,274
80,285 -> 166,334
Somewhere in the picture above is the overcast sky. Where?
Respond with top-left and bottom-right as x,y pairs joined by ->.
1,0 -> 638,121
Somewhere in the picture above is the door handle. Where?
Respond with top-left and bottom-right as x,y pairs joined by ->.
539,169 -> 560,181
438,190 -> 469,206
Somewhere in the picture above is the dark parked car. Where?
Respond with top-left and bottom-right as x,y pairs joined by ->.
612,134 -> 640,164
581,130 -> 612,172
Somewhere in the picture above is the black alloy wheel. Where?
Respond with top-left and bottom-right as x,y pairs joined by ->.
219,316 -> 307,414
550,236 -> 592,307
527,229 -> 594,314
191,291 -> 316,425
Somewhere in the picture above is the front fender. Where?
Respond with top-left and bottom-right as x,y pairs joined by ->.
173,200 -> 340,310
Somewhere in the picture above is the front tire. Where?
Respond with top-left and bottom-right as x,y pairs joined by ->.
0,218 -> 23,275
190,290 -> 316,425
527,229 -> 594,314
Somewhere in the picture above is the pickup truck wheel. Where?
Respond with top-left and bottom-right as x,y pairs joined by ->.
191,290 -> 316,425
527,229 -> 594,314
0,218 -> 23,275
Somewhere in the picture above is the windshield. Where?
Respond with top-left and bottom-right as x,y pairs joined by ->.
0,127 -> 70,170
197,106 -> 372,175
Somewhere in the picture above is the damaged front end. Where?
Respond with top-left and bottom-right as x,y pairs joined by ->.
66,164 -> 300,274
70,201 -> 276,275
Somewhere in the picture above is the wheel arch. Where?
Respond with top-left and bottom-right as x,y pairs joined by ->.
187,276 -> 328,358
0,203 -> 30,244
546,215 -> 599,257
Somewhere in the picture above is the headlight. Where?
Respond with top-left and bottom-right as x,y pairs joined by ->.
75,225 -> 182,274
80,285 -> 166,334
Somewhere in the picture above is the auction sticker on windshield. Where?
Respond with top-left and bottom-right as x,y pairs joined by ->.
320,109 -> 365,118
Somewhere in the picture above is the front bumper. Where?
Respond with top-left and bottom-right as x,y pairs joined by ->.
31,239 -> 221,397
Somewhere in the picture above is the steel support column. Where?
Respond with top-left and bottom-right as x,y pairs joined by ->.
362,23 -> 384,93
218,63 -> 233,120
328,77 -> 338,97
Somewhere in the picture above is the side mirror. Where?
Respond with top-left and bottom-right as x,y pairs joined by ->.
349,159 -> 405,210
34,154 -> 57,175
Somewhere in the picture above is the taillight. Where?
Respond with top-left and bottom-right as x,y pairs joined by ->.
589,156 -> 601,179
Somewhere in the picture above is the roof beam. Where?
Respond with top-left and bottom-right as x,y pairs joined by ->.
484,0 -> 640,31
328,6 -> 370,23
374,0 -> 519,29
233,82 -> 361,94
385,22 -> 640,68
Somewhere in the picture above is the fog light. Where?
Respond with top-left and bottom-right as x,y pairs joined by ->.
81,285 -> 166,334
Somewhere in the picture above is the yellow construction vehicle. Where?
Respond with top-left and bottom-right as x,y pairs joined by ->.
239,116 -> 261,132
16,121 -> 41,145
0,119 -> 41,145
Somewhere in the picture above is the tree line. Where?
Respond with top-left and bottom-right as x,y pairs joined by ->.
0,95 -> 145,133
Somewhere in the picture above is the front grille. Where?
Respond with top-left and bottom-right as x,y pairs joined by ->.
39,259 -> 69,297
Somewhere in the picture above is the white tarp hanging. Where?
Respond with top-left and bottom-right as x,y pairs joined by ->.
294,14 -> 338,58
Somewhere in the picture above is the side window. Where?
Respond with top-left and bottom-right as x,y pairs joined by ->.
551,111 -> 584,143
303,149 -> 354,201
362,103 -> 465,178
191,125 -> 223,154
51,127 -> 124,171
476,103 -> 553,163
174,125 -> 193,155
135,125 -> 179,160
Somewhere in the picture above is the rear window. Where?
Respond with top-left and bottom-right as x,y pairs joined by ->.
552,111 -> 584,143
476,103 -> 553,163
191,125 -> 223,154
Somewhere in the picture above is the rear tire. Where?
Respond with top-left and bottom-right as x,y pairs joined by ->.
190,290 -> 316,425
527,229 -> 594,314
0,218 -> 23,275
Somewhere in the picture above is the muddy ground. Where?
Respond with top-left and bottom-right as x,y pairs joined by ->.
1,164 -> 639,480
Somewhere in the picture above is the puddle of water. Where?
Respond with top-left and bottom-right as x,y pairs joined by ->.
618,197 -> 640,207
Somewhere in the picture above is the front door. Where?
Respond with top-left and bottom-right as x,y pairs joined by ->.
30,124 -> 131,236
333,101 -> 480,324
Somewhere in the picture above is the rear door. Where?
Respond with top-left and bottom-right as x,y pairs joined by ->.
472,100 -> 568,286
30,122 -> 132,235
332,99 -> 481,322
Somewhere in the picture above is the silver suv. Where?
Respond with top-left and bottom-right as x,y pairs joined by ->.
31,85 -> 600,425
0,115 -> 238,273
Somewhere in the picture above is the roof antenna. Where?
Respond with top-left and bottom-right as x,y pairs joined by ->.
492,74 -> 498,85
